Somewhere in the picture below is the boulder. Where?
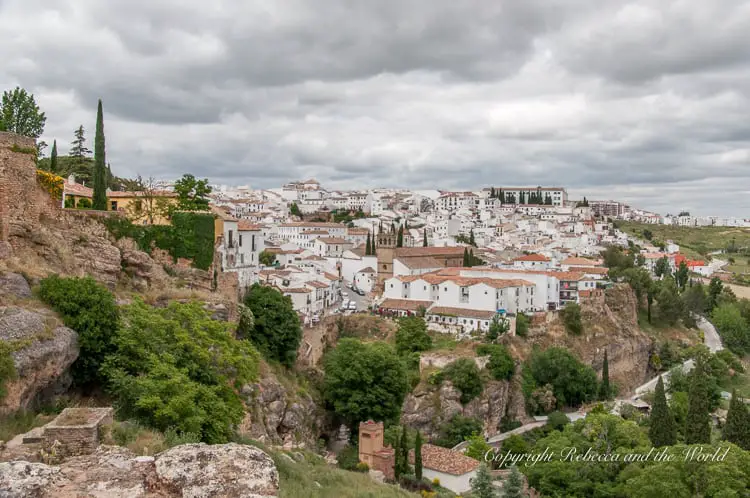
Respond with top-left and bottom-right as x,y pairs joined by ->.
0,307 -> 78,414
154,443 -> 279,497
0,272 -> 31,299
0,461 -> 65,498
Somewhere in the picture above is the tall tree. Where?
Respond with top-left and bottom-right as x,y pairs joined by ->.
722,390 -> 750,450
469,229 -> 476,247
649,376 -> 676,446
654,256 -> 671,278
675,261 -> 689,290
242,284 -> 302,367
414,431 -> 423,480
396,225 -> 404,248
393,429 -> 402,481
706,277 -> 723,312
92,99 -> 107,210
463,247 -> 470,267
599,350 -> 611,400
503,465 -> 525,498
365,233 -> 372,256
49,140 -> 58,173
470,463 -> 497,498
423,229 -> 428,247
0,87 -> 46,139
173,174 -> 212,212
400,425 -> 409,476
656,276 -> 683,326
685,357 -> 712,444
69,125 -> 92,158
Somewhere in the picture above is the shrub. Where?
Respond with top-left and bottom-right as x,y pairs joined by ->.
561,303 -> 583,335
336,445 -> 361,471
523,347 -> 598,410
434,415 -> 483,448
38,275 -> 119,385
77,198 -> 92,209
395,317 -> 432,354
241,284 -> 302,367
442,358 -> 483,404
35,169 -> 64,200
0,343 -> 17,402
355,462 -> 370,472
546,411 -> 570,431
102,299 -> 259,443
515,313 -> 529,337
477,344 -> 514,381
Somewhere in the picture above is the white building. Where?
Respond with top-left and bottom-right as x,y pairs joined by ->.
409,444 -> 479,494
353,267 -> 376,294
313,237 -> 354,258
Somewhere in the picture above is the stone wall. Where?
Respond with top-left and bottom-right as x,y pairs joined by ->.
42,407 -> 113,458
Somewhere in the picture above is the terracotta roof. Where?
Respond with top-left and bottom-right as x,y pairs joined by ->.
393,247 -> 465,258
302,230 -> 331,235
357,267 -> 375,274
562,257 -> 600,266
577,267 -> 609,275
238,221 -> 263,231
211,206 -> 238,221
283,288 -> 312,294
316,237 -> 351,245
323,272 -> 341,281
306,281 -> 329,289
426,307 -> 497,320
378,299 -> 432,311
63,183 -> 93,196
409,444 -> 479,476
280,222 -> 345,228
514,253 -> 550,262
392,274 -> 534,288
347,228 -> 370,235
396,256 -> 443,269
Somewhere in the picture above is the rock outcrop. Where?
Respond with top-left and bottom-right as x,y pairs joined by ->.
240,370 -> 325,448
401,368 -> 528,440
0,272 -> 31,299
0,443 -> 279,498
0,307 -> 78,414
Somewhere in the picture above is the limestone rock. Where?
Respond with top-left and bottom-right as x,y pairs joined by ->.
154,443 -> 278,497
0,272 -> 31,298
0,461 -> 65,498
0,307 -> 78,414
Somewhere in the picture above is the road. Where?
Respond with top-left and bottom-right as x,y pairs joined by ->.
698,316 -> 723,353
340,280 -> 370,312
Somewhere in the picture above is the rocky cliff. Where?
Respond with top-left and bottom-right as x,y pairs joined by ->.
0,443 -> 279,497
401,363 -> 528,440
522,284 -> 653,394
0,302 -> 78,415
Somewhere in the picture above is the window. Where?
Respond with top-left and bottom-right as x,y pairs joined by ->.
110,201 -> 118,211
239,234 -> 243,247
228,230 -> 234,247
251,235 -> 256,251
240,254 -> 244,264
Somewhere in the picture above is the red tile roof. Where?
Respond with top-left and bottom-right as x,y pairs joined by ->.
238,221 -> 263,231
514,253 -> 550,262
378,299 -> 432,311
426,307 -> 497,320
409,444 -> 480,476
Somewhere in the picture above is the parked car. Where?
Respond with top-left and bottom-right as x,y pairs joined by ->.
348,301 -> 357,311
341,300 -> 350,311
356,288 -> 366,296
342,292 -> 349,298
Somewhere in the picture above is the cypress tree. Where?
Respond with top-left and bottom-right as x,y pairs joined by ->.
469,229 -> 476,247
396,226 -> 404,248
414,431 -> 423,480
649,375 -> 676,447
685,357 -> 712,444
722,390 -> 750,450
92,99 -> 107,210
599,350 -> 610,400
50,140 -> 58,173
463,247 -> 469,267
393,429 -> 402,480
503,465 -> 524,498
423,229 -> 428,247
365,233 -> 371,256
400,426 -> 409,476
468,249 -> 475,268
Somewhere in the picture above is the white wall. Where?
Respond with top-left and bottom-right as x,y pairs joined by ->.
422,469 -> 475,494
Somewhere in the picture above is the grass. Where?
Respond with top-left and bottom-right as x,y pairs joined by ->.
0,410 -> 55,442
617,221 -> 750,260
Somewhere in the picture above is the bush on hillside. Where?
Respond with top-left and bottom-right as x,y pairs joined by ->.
395,317 -> 432,354
439,358 -> 483,404
38,275 -> 119,385
561,303 -> 583,335
241,284 -> 302,367
476,344 -> 515,381
433,415 -> 483,448
523,347 -> 598,411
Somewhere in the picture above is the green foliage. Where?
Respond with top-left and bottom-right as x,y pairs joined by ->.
599,350 -> 611,400
707,277 -> 723,312
323,339 -> 408,427
523,347 -> 598,410
649,376 -> 676,447
502,466 -> 525,498
655,276 -> 684,325
92,99 -> 107,210
38,275 -> 119,385
101,213 -> 215,270
502,434 -> 529,455
470,463 -> 496,498
441,358 -> 483,404
486,315 -> 510,341
685,356 -> 712,444
546,411 -> 569,431
242,284 -> 302,367
515,313 -> 529,337
102,299 -> 258,443
712,303 -> 750,355
464,432 -> 492,461
77,198 -> 92,209
683,282 -> 707,316
414,431 -> 423,480
654,256 -> 671,278
0,86 -> 46,138
722,390 -> 750,450
476,344 -> 514,381
289,202 -> 302,217
172,174 -> 212,212
259,250 -> 276,266
336,445 -> 362,471
560,303 -> 583,335
433,415 -> 483,448
395,317 -> 432,354
0,343 -> 18,402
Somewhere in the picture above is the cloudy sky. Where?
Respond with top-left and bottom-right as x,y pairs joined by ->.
2,1 -> 750,216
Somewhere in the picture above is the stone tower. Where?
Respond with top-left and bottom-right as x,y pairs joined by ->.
358,420 -> 394,479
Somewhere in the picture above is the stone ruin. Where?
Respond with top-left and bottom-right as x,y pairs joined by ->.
41,407 -> 114,459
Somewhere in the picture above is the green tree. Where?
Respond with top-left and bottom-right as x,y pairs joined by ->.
259,250 -> 276,266
656,276 -> 683,325
486,315 -> 509,342
395,316 -> 432,354
0,86 -> 46,139
654,256 -> 671,278
464,432 -> 492,461
649,375 -> 676,447
524,347 -> 598,408
396,225 -> 404,248
414,431 -> 423,480
423,229 -> 428,247
685,356 -> 712,444
434,415 -> 483,448
470,463 -> 497,498
173,174 -> 212,212
560,303 -> 583,335
463,247 -> 470,267
722,390 -> 750,450
706,277 -> 723,312
515,313 -> 529,337
38,275 -> 119,385
393,429 -> 403,480
675,261 -> 689,290
503,465 -> 525,498
289,202 -> 302,217
365,233 -> 372,256
442,358 -> 484,404
683,282 -> 707,316
477,344 -> 514,381
469,229 -> 476,247
70,125 -> 92,158
323,339 -> 408,427
599,350 -> 611,400
643,229 -> 653,240
241,284 -> 302,366
92,99 -> 107,210
621,267 -> 652,306
712,303 -> 750,355
546,411 -> 569,431
49,140 -> 58,173
399,425 -> 409,476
